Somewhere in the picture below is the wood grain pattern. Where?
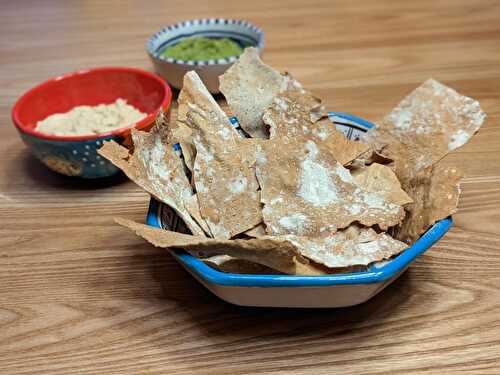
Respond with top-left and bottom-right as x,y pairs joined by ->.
1,0 -> 500,373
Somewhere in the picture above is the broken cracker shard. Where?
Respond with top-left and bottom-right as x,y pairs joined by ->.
263,83 -> 368,165
179,71 -> 262,239
256,137 -> 406,237
116,218 -> 407,274
97,121 -> 206,237
219,47 -> 290,138
360,78 -> 485,242
115,217 -> 324,275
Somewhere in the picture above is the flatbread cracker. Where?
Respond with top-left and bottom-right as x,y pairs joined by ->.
243,223 -> 267,238
264,88 -> 368,165
397,163 -> 463,243
185,194 -> 212,236
179,71 -> 262,238
116,218 -> 325,275
284,226 -> 407,268
219,47 -> 289,138
203,255 -> 280,274
171,122 -> 196,172
98,127 -> 205,236
256,138 -> 406,236
381,79 -> 485,152
187,107 -> 262,238
362,79 -> 485,180
352,163 -> 413,206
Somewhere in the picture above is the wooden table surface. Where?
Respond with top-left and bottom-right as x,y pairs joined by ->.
1,0 -> 500,373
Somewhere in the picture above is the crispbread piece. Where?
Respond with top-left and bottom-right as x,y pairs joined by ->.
360,79 -> 481,242
243,223 -> 267,238
352,163 -> 413,206
179,71 -> 262,239
381,79 -> 485,152
98,126 -> 205,236
219,47 -> 289,138
184,194 -> 212,236
283,226 -> 407,268
255,137 -> 406,236
396,163 -> 463,243
116,218 -> 325,275
264,86 -> 368,165
362,79 -> 485,179
203,255 -> 280,274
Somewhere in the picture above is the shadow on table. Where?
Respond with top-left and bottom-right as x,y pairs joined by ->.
15,150 -> 128,190
143,253 -> 423,345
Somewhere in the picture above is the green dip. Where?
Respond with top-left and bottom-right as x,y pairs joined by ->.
160,36 -> 243,61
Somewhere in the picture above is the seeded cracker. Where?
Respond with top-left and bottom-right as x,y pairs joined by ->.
264,85 -> 369,165
116,218 -> 325,275
98,128 -> 205,236
180,71 -> 262,238
283,226 -> 407,268
255,137 -> 406,236
219,47 -> 289,138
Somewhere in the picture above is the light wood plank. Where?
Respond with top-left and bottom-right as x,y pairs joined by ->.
1,0 -> 499,373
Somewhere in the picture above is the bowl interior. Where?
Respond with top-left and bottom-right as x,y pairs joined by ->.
13,67 -> 170,138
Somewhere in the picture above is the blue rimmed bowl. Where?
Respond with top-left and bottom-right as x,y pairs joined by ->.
146,113 -> 453,308
147,18 -> 264,93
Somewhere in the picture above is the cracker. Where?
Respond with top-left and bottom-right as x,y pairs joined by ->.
255,138 -> 406,236
264,87 -> 368,165
352,163 -> 413,206
397,163 -> 463,243
188,107 -> 262,238
381,79 -> 485,152
219,47 -> 289,138
203,255 -> 280,274
243,223 -> 267,238
179,71 -> 262,238
98,125 -> 205,236
284,226 -> 407,268
185,194 -> 212,236
116,218 -> 325,275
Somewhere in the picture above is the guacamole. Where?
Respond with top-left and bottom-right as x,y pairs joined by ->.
160,36 -> 243,61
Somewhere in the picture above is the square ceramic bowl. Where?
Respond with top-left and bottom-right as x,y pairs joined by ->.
147,18 -> 264,93
146,112 -> 453,308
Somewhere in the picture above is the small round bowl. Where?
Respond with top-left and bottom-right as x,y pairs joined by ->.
12,67 -> 172,178
147,18 -> 264,93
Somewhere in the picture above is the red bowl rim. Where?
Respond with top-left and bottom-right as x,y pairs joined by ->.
11,66 -> 172,142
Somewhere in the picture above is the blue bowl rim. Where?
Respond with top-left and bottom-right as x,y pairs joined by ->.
146,18 -> 265,67
145,112 -> 453,287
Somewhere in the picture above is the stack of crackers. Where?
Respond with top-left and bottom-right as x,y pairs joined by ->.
99,48 -> 485,275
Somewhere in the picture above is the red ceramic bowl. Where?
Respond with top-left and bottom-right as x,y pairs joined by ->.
11,67 -> 172,178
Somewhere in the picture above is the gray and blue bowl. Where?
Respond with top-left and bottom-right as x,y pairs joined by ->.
147,18 -> 264,93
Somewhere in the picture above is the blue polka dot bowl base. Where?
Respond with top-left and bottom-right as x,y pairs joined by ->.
147,18 -> 264,93
19,132 -> 120,178
11,67 -> 172,179
146,113 -> 453,308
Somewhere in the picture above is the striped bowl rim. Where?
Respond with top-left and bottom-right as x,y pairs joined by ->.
146,18 -> 265,66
